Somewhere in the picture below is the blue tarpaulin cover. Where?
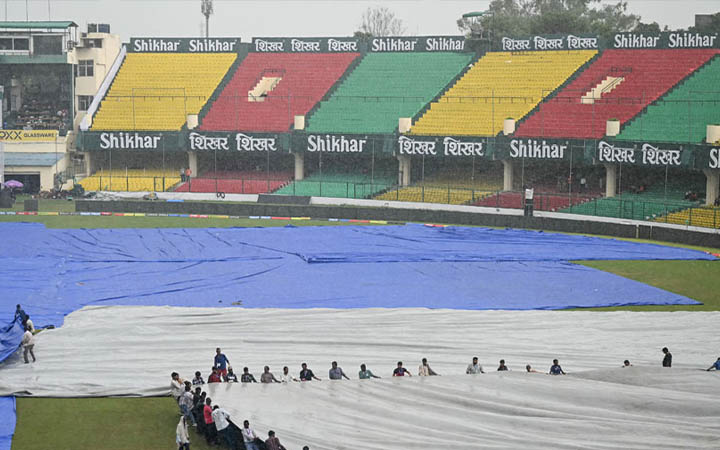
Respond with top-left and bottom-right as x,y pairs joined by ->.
0,223 -> 714,329
0,223 -> 715,449
0,397 -> 15,450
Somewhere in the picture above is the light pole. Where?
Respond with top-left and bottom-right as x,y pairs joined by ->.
201,0 -> 213,38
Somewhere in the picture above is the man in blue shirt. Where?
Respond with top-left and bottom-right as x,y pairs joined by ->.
300,363 -> 321,381
14,304 -> 28,327
549,359 -> 566,375
706,357 -> 720,371
328,361 -> 350,380
358,363 -> 381,379
214,348 -> 230,379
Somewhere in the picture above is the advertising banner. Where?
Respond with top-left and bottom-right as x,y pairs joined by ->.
129,37 -> 241,53
369,36 -> 467,52
251,37 -> 362,53
187,131 -> 287,152
396,135 -> 488,157
78,131 -> 183,152
595,140 -> 692,167
611,32 -> 718,49
500,34 -> 599,51
0,129 -> 58,142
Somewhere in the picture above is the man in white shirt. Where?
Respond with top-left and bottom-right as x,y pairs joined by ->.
24,315 -> 34,333
176,416 -> 190,450
179,385 -> 197,426
170,372 -> 184,403
466,356 -> 484,374
242,420 -> 260,450
21,325 -> 35,363
418,358 -> 438,376
280,366 -> 297,383
212,405 -> 235,449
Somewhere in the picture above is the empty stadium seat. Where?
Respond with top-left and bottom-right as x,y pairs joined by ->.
275,172 -> 395,199
562,183 -> 701,221
79,169 -> 181,192
411,50 -> 597,136
92,53 -> 236,131
516,49 -> 720,139
660,206 -> 720,228
200,53 -> 360,132
474,191 -> 598,211
617,55 -> 720,143
306,52 -> 473,134
376,186 -> 491,205
173,171 -> 293,194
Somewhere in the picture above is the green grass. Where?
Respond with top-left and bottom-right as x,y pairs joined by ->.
5,197 -> 720,449
12,397 -> 214,450
0,214 -> 375,229
576,260 -> 720,311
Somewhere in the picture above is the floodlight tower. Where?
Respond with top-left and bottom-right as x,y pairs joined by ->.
201,0 -> 214,38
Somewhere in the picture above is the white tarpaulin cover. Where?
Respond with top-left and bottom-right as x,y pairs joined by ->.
0,306 -> 719,449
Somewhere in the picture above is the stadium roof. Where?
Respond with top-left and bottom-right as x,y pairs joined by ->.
4,152 -> 63,167
0,21 -> 78,29
462,11 -> 492,18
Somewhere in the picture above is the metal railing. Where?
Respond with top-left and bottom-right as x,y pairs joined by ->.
76,176 -> 720,229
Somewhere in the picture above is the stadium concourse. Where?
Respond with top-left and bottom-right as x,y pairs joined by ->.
0,222 -> 719,448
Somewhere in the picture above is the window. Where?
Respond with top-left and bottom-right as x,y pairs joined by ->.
13,38 -> 29,51
78,95 -> 93,111
34,35 -> 63,55
0,37 -> 30,51
77,60 -> 94,77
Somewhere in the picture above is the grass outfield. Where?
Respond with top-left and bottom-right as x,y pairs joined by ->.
5,198 -> 719,449
12,397 -> 216,450
576,260 -> 720,311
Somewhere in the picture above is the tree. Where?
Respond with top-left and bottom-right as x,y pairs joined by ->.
633,21 -> 666,34
357,6 -> 406,38
457,0 -> 640,43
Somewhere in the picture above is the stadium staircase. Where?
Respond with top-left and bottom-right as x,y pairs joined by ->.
616,54 -> 720,143
305,52 -> 473,134
173,171 -> 293,194
409,50 -> 597,136
78,169 -> 182,192
274,172 -> 395,199
199,52 -> 360,132
91,53 -> 237,131
515,49 -> 719,139
193,46 -> 251,129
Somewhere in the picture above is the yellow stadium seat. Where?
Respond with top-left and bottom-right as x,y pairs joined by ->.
78,169 -> 181,192
92,53 -> 236,131
659,206 -> 720,229
410,50 -> 597,136
375,186 -> 495,205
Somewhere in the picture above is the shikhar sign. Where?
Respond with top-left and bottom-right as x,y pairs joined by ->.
397,136 -> 484,157
612,32 -> 718,49
597,141 -> 683,166
130,38 -> 241,53
501,35 -> 599,51
306,135 -> 367,153
188,132 -> 278,152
